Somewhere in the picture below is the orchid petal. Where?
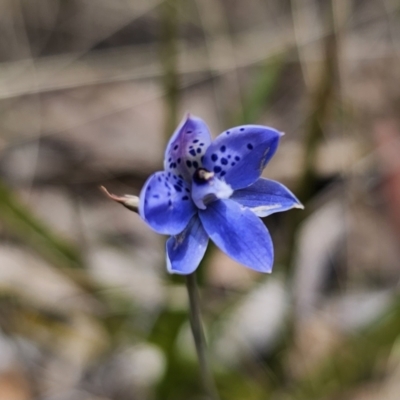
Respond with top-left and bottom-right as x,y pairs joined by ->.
231,178 -> 303,217
166,216 -> 209,275
164,114 -> 212,181
199,199 -> 274,273
139,171 -> 196,235
202,125 -> 281,190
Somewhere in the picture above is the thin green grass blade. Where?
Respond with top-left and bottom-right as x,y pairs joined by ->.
0,180 -> 83,269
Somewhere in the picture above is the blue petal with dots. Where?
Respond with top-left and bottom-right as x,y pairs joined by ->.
164,114 -> 212,181
198,199 -> 274,273
231,178 -> 304,217
166,216 -> 209,274
139,171 -> 196,235
202,125 -> 282,190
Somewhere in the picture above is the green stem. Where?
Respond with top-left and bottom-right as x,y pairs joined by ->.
185,272 -> 220,400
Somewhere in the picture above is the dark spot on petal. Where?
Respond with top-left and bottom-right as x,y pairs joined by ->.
227,155 -> 231,159
186,160 -> 192,168
235,156 -> 240,161
220,145 -> 226,152
247,143 -> 253,150
193,161 -> 199,169
168,157 -> 171,162
153,194 -> 160,199
231,162 -> 236,166
193,139 -> 199,143
182,196 -> 189,200
197,148 -> 201,154
221,158 -> 228,165
174,184 -> 182,192
148,185 -> 152,190
211,153 -> 218,162
240,128 -> 245,132
174,144 -> 179,150
158,177 -> 162,182
185,188 -> 190,193
189,149 -> 196,156
200,143 -> 204,146
226,131 -> 230,135
220,171 -> 226,177
177,158 -> 181,164
186,130 -> 192,134
168,200 -> 172,206
189,145 -> 193,149
214,166 -> 222,173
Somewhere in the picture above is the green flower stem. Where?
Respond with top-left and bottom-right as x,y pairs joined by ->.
185,272 -> 220,400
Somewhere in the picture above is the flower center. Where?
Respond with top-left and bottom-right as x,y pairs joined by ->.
193,168 -> 214,185
191,168 -> 233,210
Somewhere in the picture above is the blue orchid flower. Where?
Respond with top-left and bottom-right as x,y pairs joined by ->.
139,114 -> 303,275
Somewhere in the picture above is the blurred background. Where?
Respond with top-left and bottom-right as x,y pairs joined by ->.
0,0 -> 400,399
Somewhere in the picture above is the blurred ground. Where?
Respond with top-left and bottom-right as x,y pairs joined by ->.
0,0 -> 400,399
